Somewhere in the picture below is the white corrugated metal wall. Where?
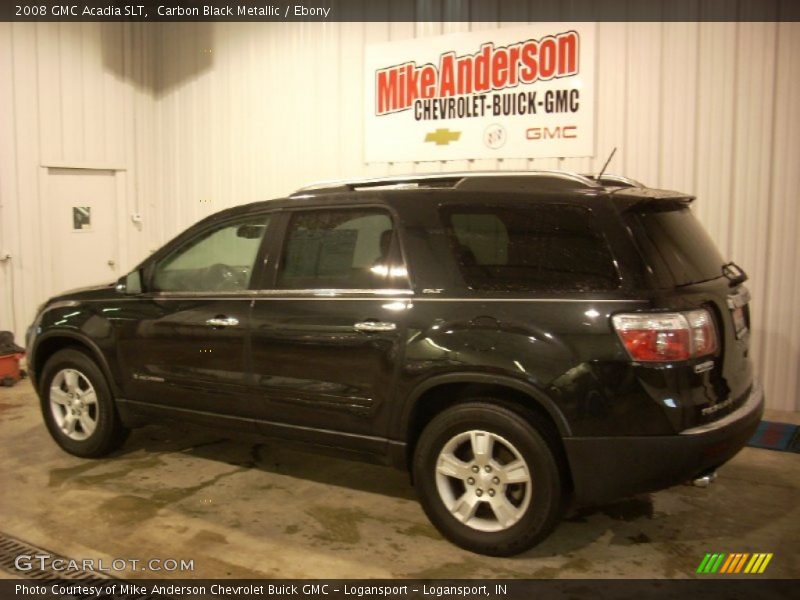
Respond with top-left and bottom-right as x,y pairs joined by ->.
0,22 -> 157,339
1,18 -> 799,411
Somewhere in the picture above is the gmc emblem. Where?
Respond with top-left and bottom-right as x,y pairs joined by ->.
525,125 -> 577,140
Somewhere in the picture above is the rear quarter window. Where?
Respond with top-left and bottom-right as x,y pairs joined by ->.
627,206 -> 725,288
441,204 -> 620,292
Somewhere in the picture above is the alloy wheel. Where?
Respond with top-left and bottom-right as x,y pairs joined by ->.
434,430 -> 532,532
49,368 -> 99,441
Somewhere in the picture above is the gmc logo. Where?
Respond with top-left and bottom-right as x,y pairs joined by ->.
525,125 -> 577,140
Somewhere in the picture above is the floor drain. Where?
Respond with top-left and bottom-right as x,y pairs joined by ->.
0,532 -> 171,599
0,531 -> 104,580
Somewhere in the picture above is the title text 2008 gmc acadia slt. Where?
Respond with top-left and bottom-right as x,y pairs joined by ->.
27,171 -> 763,556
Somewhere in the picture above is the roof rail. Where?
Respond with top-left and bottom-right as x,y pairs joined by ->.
290,170 -> 602,196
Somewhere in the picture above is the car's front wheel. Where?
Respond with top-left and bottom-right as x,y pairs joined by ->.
413,401 -> 565,556
40,349 -> 129,457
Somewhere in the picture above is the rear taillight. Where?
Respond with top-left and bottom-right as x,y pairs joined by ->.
684,309 -> 717,356
612,309 -> 718,362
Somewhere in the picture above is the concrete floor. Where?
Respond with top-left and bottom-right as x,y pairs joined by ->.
1,380 -> 798,579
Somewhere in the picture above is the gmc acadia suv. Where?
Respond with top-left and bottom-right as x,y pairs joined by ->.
27,171 -> 764,556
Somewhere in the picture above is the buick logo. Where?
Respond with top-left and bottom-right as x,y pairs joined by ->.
483,124 -> 506,149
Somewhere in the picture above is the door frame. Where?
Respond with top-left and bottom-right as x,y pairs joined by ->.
38,164 -> 128,297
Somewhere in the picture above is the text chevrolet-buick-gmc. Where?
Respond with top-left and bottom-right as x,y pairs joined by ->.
27,171 -> 763,556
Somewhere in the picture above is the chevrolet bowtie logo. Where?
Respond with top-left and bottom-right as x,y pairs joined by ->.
425,128 -> 461,145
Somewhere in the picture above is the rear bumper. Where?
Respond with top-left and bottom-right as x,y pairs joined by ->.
563,381 -> 764,505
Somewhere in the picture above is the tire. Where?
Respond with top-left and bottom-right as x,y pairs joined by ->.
39,349 -> 129,458
413,400 -> 564,556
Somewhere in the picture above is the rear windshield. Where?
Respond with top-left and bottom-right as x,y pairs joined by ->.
441,204 -> 620,292
628,206 -> 725,287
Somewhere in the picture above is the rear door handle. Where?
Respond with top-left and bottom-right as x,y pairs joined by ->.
354,321 -> 397,332
206,316 -> 239,327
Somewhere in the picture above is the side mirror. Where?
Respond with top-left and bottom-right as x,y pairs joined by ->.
237,224 -> 265,239
116,270 -> 142,295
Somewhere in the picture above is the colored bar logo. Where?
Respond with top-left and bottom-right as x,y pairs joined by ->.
696,553 -> 773,574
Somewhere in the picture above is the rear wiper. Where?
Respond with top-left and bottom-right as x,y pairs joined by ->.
722,262 -> 748,287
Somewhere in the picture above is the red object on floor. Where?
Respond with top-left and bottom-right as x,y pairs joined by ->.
0,352 -> 24,386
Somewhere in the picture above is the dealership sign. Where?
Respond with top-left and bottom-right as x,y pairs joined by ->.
365,24 -> 595,162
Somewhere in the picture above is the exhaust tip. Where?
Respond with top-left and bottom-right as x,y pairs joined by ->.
691,470 -> 718,488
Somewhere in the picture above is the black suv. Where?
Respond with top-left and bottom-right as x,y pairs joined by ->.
27,171 -> 763,556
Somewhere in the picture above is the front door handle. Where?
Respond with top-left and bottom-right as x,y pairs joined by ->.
354,321 -> 396,332
206,316 -> 239,327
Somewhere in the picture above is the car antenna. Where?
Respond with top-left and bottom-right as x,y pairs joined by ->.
596,147 -> 617,181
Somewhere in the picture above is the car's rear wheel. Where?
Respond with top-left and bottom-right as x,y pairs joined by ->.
40,349 -> 129,457
413,401 -> 564,556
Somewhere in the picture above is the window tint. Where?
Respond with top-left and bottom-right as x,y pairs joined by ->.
277,208 -> 407,290
152,217 -> 269,292
443,204 -> 619,292
629,206 -> 725,287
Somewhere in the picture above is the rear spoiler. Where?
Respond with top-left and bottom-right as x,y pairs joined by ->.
609,187 -> 695,212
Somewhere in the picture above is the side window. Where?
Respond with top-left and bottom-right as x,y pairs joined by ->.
443,204 -> 620,292
451,213 -> 509,265
276,208 -> 408,290
152,216 -> 270,292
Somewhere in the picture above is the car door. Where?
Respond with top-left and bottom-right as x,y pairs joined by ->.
116,213 -> 275,428
248,205 -> 412,452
